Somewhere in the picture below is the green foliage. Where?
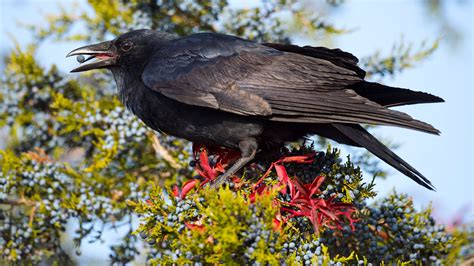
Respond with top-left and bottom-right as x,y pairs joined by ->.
362,37 -> 440,79
1,44 -> 191,263
0,0 -> 471,265
129,147 -> 466,265
221,0 -> 347,43
131,186 -> 282,265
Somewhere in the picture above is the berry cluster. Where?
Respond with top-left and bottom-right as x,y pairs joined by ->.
86,106 -> 147,150
281,237 -> 325,265
0,58 -> 82,153
22,112 -> 65,151
0,151 -> 156,263
460,223 -> 474,259
240,204 -> 279,262
130,145 -> 465,265
0,157 -> 76,262
109,233 -> 140,265
283,147 -> 373,203
324,193 -> 456,264
0,215 -> 43,262
138,194 -> 204,263
0,75 -> 22,126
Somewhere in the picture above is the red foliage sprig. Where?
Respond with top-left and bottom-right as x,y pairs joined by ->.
250,153 -> 357,233
281,175 -> 357,232
192,144 -> 240,186
174,145 -> 357,234
172,179 -> 199,200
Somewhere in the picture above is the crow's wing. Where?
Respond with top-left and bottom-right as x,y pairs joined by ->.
264,43 -> 444,108
262,43 -> 367,78
142,33 -> 439,134
142,33 -> 276,116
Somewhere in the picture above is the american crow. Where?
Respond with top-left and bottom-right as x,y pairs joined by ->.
67,29 -> 443,190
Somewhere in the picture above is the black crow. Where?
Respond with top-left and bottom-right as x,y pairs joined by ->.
67,29 -> 443,190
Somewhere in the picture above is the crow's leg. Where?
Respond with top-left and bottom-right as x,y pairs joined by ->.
210,139 -> 257,188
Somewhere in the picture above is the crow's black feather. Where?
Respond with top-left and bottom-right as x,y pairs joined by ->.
68,29 -> 444,190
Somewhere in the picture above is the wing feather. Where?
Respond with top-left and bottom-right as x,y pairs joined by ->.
142,33 -> 439,134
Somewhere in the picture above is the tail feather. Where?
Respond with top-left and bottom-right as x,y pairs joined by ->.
351,81 -> 444,108
333,123 -> 435,190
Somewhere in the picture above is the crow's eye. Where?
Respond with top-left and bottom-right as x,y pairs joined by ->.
120,41 -> 133,52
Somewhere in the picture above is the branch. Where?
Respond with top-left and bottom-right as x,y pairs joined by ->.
361,37 -> 440,79
150,134 -> 181,169
0,198 -> 35,206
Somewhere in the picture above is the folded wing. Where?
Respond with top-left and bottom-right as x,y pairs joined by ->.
142,33 -> 440,134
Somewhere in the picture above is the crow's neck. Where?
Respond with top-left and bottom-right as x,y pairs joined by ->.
111,67 -> 142,106
111,67 -> 173,132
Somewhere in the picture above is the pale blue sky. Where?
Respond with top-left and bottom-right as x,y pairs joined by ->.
325,1 -> 473,223
1,0 -> 472,263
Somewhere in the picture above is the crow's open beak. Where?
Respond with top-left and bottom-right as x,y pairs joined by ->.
67,41 -> 117,73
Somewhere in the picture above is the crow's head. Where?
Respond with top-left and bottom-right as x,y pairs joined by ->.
67,29 -> 176,73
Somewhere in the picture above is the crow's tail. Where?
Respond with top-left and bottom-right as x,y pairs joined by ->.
332,123 -> 435,190
350,81 -> 444,108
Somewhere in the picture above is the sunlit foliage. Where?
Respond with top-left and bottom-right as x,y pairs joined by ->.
0,0 -> 471,264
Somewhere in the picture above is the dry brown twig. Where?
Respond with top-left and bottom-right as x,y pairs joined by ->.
150,134 -> 181,169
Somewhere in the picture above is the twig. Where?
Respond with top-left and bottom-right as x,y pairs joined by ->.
150,134 -> 181,169
29,205 -> 37,227
0,198 -> 35,206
